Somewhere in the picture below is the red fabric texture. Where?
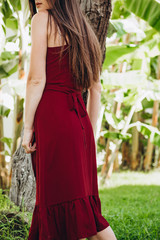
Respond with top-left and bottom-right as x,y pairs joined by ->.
28,44 -> 110,240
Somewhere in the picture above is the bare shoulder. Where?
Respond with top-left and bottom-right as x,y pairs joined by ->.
31,10 -> 49,30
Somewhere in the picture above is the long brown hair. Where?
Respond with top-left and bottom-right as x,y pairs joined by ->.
28,0 -> 102,91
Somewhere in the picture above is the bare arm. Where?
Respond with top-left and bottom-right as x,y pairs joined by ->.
24,11 -> 48,130
86,76 -> 102,133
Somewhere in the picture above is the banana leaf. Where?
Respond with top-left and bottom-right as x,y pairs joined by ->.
124,0 -> 160,32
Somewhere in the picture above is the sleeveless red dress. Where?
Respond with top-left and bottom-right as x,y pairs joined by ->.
28,44 -> 110,240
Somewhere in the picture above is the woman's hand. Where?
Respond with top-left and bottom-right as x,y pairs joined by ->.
22,127 -> 36,154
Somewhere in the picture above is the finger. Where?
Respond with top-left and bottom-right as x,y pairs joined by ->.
30,143 -> 37,152
30,148 -> 36,153
30,146 -> 36,152
25,144 -> 32,153
25,149 -> 30,154
23,145 -> 34,153
31,142 -> 36,148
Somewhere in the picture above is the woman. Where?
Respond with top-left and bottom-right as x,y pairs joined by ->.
22,0 -> 117,239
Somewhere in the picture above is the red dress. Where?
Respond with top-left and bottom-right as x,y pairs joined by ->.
28,44 -> 110,240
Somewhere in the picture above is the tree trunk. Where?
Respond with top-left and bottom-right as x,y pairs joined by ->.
9,0 -> 112,211
9,126 -> 36,212
143,101 -> 159,171
81,0 -> 112,106
131,112 -> 139,170
121,141 -> 130,168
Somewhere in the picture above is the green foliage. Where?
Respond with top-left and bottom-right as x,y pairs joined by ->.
1,1 -> 12,19
0,52 -> 19,78
0,189 -> 30,240
9,0 -> 21,11
0,173 -> 160,240
0,136 -> 12,156
0,137 -> 12,149
124,0 -> 160,32
0,105 -> 11,117
100,184 -> 160,240
111,0 -> 130,19
0,0 -> 30,77
102,130 -> 131,141
103,45 -> 138,68
129,122 -> 160,147
100,0 -> 160,165
6,16 -> 18,30
108,18 -> 145,38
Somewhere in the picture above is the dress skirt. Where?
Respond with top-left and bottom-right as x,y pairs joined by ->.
28,44 -> 110,240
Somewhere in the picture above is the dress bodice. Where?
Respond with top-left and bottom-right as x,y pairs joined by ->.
44,44 -> 81,92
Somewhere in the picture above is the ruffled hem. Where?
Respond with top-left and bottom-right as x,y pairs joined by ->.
28,195 -> 110,240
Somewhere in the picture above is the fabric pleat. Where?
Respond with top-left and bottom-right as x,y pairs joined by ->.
28,195 -> 109,240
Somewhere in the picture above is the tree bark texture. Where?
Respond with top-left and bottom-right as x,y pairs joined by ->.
9,126 -> 36,212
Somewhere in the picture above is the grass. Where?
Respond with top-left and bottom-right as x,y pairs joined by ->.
99,185 -> 160,240
0,189 -> 32,240
98,169 -> 160,240
0,170 -> 160,240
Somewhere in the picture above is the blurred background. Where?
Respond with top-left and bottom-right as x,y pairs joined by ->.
0,0 -> 160,239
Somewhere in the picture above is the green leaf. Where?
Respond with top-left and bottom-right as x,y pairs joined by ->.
108,20 -> 126,38
152,133 -> 160,147
1,0 -> 12,19
6,16 -> 18,30
142,98 -> 154,109
140,125 -> 152,138
9,0 -> 21,11
124,0 -> 160,32
1,51 -> 18,61
0,137 -> 12,149
0,66 -> 8,79
0,16 -> 5,52
132,59 -> 143,70
0,56 -> 19,78
0,150 -> 11,156
112,0 -> 131,19
143,29 -> 157,42
107,22 -> 118,38
103,45 -> 138,68
105,111 -> 125,130
6,34 -> 18,42
0,105 -> 11,117
128,121 -> 160,147
101,130 -> 131,141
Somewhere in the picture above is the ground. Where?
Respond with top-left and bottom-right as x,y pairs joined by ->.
0,169 -> 160,240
